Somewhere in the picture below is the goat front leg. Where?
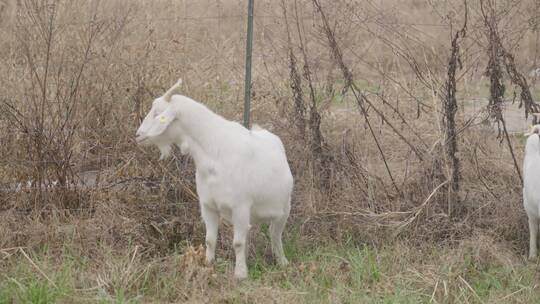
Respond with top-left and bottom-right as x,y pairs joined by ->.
232,205 -> 251,279
270,215 -> 289,266
529,215 -> 539,259
201,204 -> 219,264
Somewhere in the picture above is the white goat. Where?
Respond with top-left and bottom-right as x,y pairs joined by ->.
524,124 -> 540,259
529,68 -> 540,79
135,79 -> 293,279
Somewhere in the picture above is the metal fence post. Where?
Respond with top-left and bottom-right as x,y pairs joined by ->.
243,0 -> 254,128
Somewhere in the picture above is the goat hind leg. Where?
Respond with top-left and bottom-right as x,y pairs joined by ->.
270,216 -> 289,266
529,215 -> 539,259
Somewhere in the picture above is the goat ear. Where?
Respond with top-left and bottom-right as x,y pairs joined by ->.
147,107 -> 177,137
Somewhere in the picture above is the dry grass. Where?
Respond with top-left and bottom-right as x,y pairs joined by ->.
1,0 -> 540,302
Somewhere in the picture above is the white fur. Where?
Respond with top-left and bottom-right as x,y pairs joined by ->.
135,81 -> 293,279
529,68 -> 540,78
523,125 -> 540,259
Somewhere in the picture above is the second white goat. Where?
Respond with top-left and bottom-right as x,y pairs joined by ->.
135,79 -> 294,279
524,124 -> 540,259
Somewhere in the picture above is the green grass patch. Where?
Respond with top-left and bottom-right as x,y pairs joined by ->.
1,239 -> 539,303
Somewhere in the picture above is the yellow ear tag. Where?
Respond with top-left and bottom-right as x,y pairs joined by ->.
159,116 -> 167,123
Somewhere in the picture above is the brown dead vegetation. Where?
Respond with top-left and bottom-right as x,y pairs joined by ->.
0,0 -> 538,268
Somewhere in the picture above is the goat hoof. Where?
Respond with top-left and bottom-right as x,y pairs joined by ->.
234,269 -> 248,280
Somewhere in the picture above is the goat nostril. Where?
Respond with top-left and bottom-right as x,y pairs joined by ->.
135,133 -> 147,143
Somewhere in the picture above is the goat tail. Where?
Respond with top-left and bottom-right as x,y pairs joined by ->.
251,124 -> 263,131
